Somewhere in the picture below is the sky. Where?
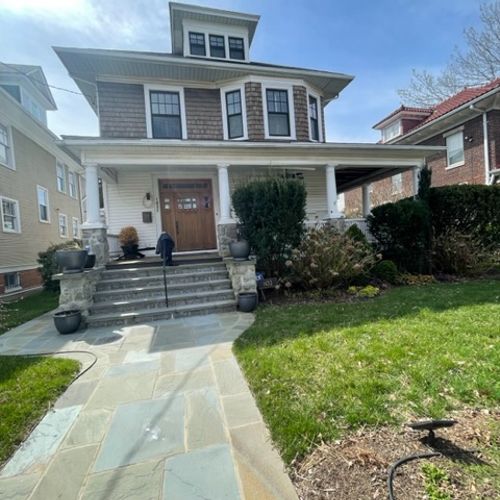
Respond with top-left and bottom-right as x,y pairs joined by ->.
0,0 -> 485,142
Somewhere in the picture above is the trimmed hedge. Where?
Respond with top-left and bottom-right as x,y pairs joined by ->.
232,177 -> 306,276
429,185 -> 500,247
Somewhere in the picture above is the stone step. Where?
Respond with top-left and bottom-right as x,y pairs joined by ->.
90,289 -> 235,315
87,299 -> 237,328
93,279 -> 232,303
101,262 -> 227,279
96,270 -> 230,291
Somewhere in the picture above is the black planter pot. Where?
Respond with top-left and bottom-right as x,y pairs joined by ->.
84,254 -> 96,269
56,249 -> 88,274
121,244 -> 139,259
238,292 -> 258,313
54,310 -> 82,335
229,240 -> 250,261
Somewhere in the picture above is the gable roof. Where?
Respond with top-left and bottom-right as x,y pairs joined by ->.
372,105 -> 433,129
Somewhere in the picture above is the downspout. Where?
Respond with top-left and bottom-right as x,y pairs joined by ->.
469,104 -> 491,185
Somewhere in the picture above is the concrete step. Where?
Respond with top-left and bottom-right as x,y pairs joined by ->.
96,270 -> 230,291
87,299 -> 237,328
90,289 -> 235,315
101,262 -> 227,279
93,279 -> 232,303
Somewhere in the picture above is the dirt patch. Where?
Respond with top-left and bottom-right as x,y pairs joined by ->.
291,409 -> 499,499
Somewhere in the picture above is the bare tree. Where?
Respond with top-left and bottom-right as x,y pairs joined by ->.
398,1 -> 500,107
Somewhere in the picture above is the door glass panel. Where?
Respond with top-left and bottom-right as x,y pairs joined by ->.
163,197 -> 171,210
177,196 -> 197,210
202,195 -> 211,209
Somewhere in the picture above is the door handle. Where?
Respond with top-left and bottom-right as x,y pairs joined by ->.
175,221 -> 179,235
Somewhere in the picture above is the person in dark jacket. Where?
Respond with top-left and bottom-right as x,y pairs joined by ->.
155,232 -> 175,266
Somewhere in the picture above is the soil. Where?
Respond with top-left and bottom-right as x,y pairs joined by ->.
291,409 -> 499,499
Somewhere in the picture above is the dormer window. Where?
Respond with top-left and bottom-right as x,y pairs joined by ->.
381,120 -> 402,143
189,32 -> 206,56
209,35 -> 225,58
228,37 -> 245,60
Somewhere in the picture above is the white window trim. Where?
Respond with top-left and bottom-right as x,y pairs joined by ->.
0,196 -> 21,234
68,171 -> 78,199
261,83 -> 296,140
4,271 -> 21,292
36,185 -> 50,223
72,217 -> 79,238
220,84 -> 248,141
307,91 -> 323,142
391,173 -> 403,194
59,213 -> 68,238
382,120 -> 402,143
144,84 -> 187,140
56,161 -> 67,193
445,129 -> 465,169
0,122 -> 16,170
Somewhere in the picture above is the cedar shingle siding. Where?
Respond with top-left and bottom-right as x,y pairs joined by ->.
184,88 -> 223,140
293,85 -> 309,141
245,82 -> 265,140
98,82 -> 147,138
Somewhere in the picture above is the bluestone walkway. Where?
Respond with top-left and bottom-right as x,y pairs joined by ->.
0,311 -> 298,500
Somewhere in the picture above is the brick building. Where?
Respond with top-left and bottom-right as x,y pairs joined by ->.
345,78 -> 500,216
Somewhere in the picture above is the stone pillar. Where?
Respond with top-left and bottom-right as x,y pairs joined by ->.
224,258 -> 257,298
217,163 -> 232,223
362,183 -> 371,217
217,222 -> 238,258
412,166 -> 421,196
82,163 -> 109,267
326,164 -> 340,218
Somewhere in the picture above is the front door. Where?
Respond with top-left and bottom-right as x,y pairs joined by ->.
158,179 -> 217,252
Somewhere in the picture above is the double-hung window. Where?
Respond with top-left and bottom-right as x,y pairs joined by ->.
0,123 -> 13,168
37,185 -> 49,222
68,171 -> 77,198
189,32 -> 206,56
1,197 -> 21,233
72,217 -> 79,238
446,130 -> 464,168
56,161 -> 66,192
392,173 -> 403,193
228,37 -> 244,60
150,91 -> 182,139
59,213 -> 67,238
309,95 -> 319,141
5,272 -> 20,291
266,89 -> 290,137
209,35 -> 225,58
225,90 -> 244,139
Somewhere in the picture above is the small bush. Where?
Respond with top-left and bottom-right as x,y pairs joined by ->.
232,177 -> 306,276
367,199 -> 431,273
401,274 -> 435,286
285,225 -> 376,290
371,259 -> 399,284
118,226 -> 139,246
37,240 -> 81,292
432,228 -> 494,276
345,224 -> 369,245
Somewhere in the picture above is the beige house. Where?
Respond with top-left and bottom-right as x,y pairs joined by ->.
0,64 -> 83,297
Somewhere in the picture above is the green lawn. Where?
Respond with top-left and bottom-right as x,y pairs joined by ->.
0,355 -> 80,465
0,290 -> 58,335
234,280 -> 500,463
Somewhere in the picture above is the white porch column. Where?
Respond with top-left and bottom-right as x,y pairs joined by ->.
83,163 -> 103,227
362,183 -> 371,217
412,166 -> 421,196
217,163 -> 232,223
326,163 -> 340,218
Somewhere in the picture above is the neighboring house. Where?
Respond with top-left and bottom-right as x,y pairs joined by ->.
52,2 -> 444,324
345,78 -> 500,216
0,63 -> 83,297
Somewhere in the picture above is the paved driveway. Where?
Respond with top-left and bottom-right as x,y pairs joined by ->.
0,312 -> 297,499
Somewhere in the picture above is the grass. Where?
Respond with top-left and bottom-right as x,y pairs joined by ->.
0,290 -> 59,335
0,355 -> 80,465
422,463 -> 452,500
234,279 -> 500,463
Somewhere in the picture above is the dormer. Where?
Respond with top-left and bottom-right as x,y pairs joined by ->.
169,2 -> 260,63
373,106 -> 433,144
0,63 -> 56,126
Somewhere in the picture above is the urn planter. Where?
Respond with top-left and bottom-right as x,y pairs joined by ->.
121,244 -> 140,260
229,240 -> 250,261
53,310 -> 82,335
84,253 -> 96,269
238,292 -> 258,312
56,249 -> 88,274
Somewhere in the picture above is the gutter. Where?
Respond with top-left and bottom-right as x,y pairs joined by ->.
470,104 -> 491,184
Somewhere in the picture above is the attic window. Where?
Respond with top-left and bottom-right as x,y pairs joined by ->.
189,32 -> 206,56
228,37 -> 244,60
209,35 -> 225,58
381,120 -> 402,143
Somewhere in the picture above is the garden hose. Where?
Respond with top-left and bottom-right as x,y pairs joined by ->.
387,451 -> 441,500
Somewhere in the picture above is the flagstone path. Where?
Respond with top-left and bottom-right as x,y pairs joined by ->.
0,311 -> 297,500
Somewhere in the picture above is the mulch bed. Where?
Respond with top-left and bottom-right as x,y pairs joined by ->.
291,409 -> 499,499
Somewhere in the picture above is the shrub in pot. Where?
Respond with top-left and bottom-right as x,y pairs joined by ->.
53,310 -> 82,334
37,240 -> 82,291
238,292 -> 258,312
55,241 -> 87,274
119,226 -> 139,259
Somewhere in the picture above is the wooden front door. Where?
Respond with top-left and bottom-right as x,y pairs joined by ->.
158,179 -> 217,252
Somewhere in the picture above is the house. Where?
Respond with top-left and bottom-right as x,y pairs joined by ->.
53,2 -> 444,325
0,63 -> 83,298
344,78 -> 500,216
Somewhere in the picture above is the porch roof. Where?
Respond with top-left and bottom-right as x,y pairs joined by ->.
59,138 -> 444,193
